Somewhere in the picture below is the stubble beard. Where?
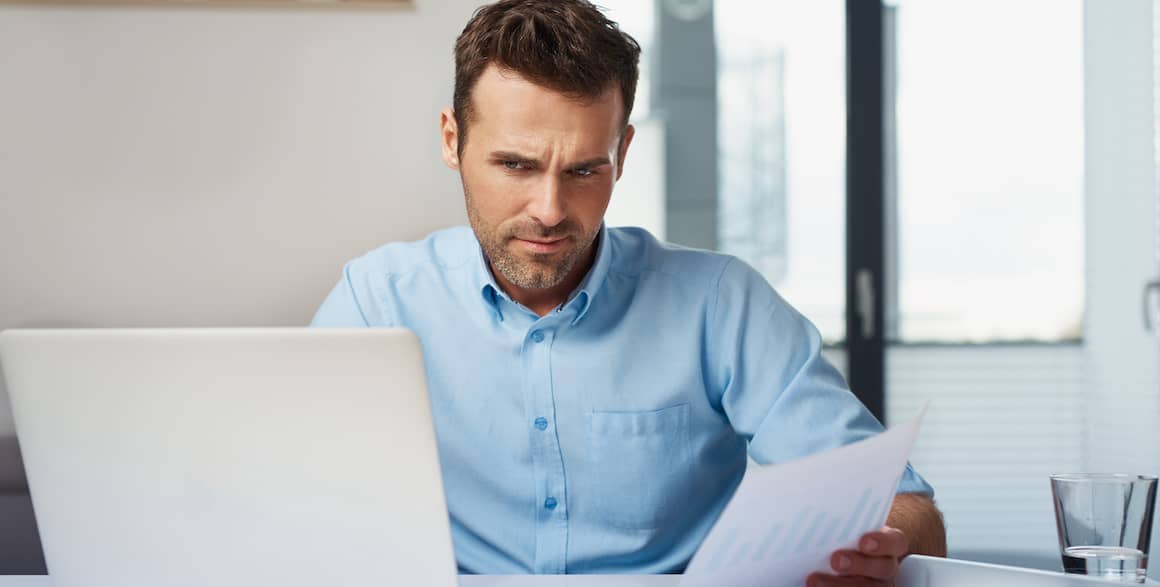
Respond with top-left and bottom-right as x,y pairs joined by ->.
464,184 -> 596,290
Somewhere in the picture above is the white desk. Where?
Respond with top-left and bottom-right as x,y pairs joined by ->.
0,578 -> 678,587
0,557 -> 1155,586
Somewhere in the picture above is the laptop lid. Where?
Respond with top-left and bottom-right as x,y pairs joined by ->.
0,328 -> 457,587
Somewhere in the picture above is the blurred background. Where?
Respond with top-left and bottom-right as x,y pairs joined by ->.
0,0 -> 1156,576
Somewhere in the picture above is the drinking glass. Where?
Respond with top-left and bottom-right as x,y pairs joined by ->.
1051,474 -> 1158,583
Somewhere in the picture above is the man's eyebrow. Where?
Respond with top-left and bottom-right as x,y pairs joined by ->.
488,152 -> 613,170
489,151 -> 540,164
569,156 -> 612,169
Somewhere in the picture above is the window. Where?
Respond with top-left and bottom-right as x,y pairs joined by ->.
889,0 -> 1085,343
717,0 -> 846,343
886,0 -> 1089,566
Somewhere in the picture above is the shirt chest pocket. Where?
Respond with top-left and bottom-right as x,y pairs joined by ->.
584,403 -> 693,531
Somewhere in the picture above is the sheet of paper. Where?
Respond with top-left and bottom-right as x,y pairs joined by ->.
682,407 -> 927,587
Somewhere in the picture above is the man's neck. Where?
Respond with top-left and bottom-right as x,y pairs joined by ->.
492,242 -> 597,318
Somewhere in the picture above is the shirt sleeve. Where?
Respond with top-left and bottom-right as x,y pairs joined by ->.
708,257 -> 933,496
309,262 -> 371,328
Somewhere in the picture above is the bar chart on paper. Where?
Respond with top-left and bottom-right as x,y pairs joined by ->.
682,409 -> 925,587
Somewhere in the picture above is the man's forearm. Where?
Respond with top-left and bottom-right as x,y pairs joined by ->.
887,493 -> 947,557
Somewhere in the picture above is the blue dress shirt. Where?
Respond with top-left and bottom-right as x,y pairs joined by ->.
311,225 -> 933,574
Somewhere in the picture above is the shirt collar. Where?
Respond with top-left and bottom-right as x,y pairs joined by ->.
473,224 -> 613,325
474,243 -> 507,322
567,224 -> 611,325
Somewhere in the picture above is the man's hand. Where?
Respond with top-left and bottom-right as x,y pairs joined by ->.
805,526 -> 909,586
804,494 -> 946,586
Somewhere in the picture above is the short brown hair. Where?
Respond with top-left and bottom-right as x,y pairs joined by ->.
452,0 -> 641,155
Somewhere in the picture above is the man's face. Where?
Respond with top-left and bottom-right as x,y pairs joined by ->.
441,66 -> 633,290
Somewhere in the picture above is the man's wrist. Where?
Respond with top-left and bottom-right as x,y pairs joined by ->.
887,493 -> 948,557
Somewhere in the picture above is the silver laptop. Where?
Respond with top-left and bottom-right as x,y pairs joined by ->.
0,328 -> 458,587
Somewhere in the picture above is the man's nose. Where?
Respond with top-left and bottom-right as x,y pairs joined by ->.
527,176 -> 566,228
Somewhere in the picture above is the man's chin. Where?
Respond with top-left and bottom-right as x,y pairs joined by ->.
506,269 -> 568,290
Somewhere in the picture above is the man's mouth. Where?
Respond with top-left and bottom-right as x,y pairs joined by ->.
513,235 -> 569,254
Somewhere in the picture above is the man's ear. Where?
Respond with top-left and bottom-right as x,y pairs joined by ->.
440,107 -> 461,170
615,123 -> 636,181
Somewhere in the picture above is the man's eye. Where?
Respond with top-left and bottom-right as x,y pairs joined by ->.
572,167 -> 595,177
503,160 -> 524,170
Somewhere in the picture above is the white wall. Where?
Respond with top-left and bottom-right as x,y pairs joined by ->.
0,0 -> 486,447
1081,0 -> 1160,476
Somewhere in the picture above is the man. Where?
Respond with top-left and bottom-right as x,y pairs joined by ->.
312,0 -> 946,584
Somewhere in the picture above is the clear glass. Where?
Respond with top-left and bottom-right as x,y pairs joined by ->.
892,0 -> 1085,343
716,0 -> 846,343
1051,474 -> 1158,582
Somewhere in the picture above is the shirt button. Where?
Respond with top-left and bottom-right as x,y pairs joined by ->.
530,330 -> 545,343
534,417 -> 549,431
544,497 -> 558,510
